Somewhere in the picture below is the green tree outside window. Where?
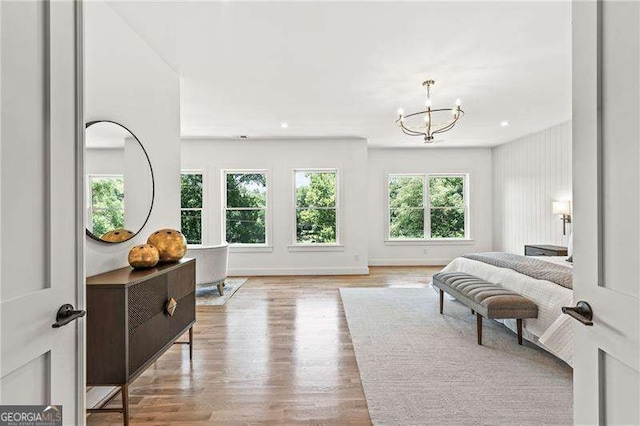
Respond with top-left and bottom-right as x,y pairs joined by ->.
90,176 -> 125,237
295,171 -> 337,244
181,173 -> 203,244
388,174 -> 467,239
389,176 -> 424,239
429,176 -> 466,238
225,172 -> 267,244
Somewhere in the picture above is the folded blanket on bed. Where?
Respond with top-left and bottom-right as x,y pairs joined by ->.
462,252 -> 573,289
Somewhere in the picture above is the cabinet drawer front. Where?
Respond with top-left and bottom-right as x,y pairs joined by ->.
129,313 -> 169,378
169,291 -> 195,338
128,275 -> 168,332
167,261 -> 195,301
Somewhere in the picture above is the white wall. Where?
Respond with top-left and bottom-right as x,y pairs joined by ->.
85,148 -> 124,175
181,138 -> 369,275
492,121 -> 572,254
85,1 -> 180,276
367,148 -> 493,265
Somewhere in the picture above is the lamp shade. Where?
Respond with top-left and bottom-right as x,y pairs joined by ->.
552,200 -> 572,215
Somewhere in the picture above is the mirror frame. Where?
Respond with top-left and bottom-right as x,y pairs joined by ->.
85,120 -> 155,244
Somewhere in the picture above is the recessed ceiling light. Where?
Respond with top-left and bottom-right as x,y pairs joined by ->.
500,120 -> 509,127
281,122 -> 289,129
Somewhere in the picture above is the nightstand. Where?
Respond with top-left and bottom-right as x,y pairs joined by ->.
524,244 -> 568,256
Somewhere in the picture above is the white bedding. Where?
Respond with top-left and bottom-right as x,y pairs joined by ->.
440,256 -> 574,366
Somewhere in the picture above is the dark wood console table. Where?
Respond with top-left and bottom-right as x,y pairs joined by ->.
86,258 -> 196,425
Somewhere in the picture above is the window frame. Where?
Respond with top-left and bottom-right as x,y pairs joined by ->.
291,168 -> 342,248
87,174 -> 125,235
386,173 -> 471,242
222,169 -> 270,248
180,169 -> 205,245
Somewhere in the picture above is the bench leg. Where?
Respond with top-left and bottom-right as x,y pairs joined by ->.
476,314 -> 483,345
517,319 -> 523,345
439,289 -> 444,314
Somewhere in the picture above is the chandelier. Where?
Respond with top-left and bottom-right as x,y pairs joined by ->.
395,79 -> 464,143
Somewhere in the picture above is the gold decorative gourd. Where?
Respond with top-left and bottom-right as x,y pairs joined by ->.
101,229 -> 134,243
128,244 -> 160,269
147,229 -> 187,262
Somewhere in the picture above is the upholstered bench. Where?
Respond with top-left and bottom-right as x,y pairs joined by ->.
432,272 -> 538,345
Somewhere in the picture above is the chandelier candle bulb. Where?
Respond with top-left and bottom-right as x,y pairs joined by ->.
456,98 -> 462,106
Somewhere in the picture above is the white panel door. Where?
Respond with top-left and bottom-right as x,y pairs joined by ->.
0,1 -> 84,424
572,0 -> 640,424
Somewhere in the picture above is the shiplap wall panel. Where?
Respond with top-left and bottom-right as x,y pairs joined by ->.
492,122 -> 572,254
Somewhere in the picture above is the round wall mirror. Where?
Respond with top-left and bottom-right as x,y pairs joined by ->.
85,120 -> 155,243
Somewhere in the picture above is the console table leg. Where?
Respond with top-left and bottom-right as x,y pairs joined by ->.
189,326 -> 194,361
122,384 -> 129,426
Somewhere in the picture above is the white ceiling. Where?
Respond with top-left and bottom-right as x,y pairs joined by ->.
107,1 -> 571,148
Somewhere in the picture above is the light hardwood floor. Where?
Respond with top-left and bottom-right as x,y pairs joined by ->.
87,266 -> 441,425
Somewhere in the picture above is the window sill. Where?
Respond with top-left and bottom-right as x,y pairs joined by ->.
287,244 -> 345,252
384,239 -> 475,246
229,245 -> 273,253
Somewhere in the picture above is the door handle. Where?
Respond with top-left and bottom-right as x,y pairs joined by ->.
561,301 -> 593,326
52,304 -> 86,328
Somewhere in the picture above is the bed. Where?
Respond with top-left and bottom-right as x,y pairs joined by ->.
439,253 -> 574,366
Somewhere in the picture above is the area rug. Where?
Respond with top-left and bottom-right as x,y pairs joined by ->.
340,288 -> 572,426
196,278 -> 248,306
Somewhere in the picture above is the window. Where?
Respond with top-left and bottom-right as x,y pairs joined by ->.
224,171 -> 267,244
295,170 -> 338,244
389,175 -> 424,239
88,175 -> 125,237
429,175 -> 466,239
181,172 -> 203,244
388,174 -> 468,240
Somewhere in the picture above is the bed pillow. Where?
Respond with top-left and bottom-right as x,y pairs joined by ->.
567,232 -> 573,262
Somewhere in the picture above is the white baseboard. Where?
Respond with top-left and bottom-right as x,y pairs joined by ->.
228,266 -> 369,276
368,259 -> 451,266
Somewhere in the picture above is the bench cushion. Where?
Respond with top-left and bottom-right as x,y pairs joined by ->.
433,272 -> 538,320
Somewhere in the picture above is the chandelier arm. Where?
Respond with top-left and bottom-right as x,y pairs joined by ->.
431,122 -> 457,135
428,111 -> 465,131
401,127 -> 425,137
431,119 -> 460,135
397,109 -> 465,126
398,122 -> 427,136
399,110 -> 428,120
396,119 -> 423,131
432,112 -> 464,134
